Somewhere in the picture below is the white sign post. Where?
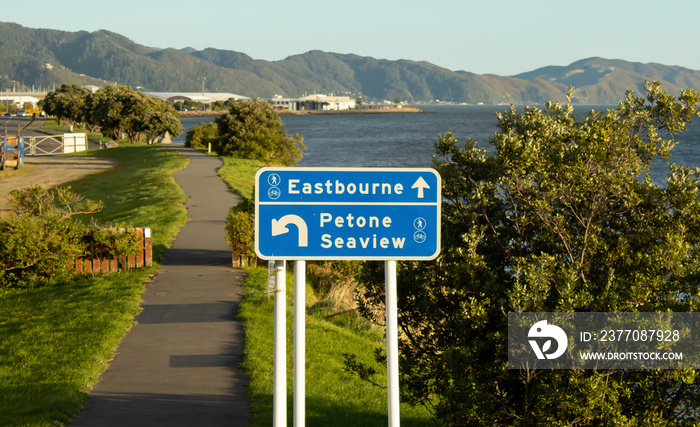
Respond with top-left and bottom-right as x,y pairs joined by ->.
294,260 -> 306,427
273,260 -> 286,427
255,167 -> 441,427
385,260 -> 400,426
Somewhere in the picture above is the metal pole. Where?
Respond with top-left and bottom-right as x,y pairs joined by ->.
294,260 -> 306,427
273,260 -> 287,427
385,260 -> 400,427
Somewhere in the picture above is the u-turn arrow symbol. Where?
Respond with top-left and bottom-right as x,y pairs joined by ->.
271,214 -> 308,247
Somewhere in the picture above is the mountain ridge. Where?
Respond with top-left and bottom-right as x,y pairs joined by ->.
2,21 -> 700,104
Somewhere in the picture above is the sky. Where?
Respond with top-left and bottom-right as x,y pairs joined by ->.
5,0 -> 700,76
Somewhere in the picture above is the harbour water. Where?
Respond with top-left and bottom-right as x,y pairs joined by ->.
177,104 -> 700,185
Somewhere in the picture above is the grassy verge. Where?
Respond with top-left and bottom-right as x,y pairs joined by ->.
66,145 -> 189,261
0,143 -> 188,426
218,159 -> 436,426
0,270 -> 154,426
239,267 -> 436,426
218,156 -> 264,200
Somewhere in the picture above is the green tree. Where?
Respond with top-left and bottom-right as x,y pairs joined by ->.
40,83 -> 91,125
215,99 -> 305,165
138,101 -> 184,141
86,85 -> 182,143
211,100 -> 228,111
354,82 -> 700,425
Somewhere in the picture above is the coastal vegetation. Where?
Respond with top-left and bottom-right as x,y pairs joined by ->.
215,100 -> 305,165
237,267 -> 435,426
41,84 -> 183,144
186,99 -> 305,166
349,82 -> 700,425
0,186 -> 102,287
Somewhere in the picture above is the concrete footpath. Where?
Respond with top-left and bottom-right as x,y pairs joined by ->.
70,146 -> 250,426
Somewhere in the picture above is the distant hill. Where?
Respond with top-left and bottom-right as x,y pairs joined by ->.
2,21 -> 700,104
513,57 -> 700,104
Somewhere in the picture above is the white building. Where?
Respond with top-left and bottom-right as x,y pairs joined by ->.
269,95 -> 299,111
297,94 -> 356,111
144,92 -> 250,105
0,95 -> 40,109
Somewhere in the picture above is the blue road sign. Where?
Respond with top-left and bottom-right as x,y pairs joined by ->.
255,167 -> 441,260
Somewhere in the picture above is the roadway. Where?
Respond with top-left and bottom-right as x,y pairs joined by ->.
1,115 -> 47,137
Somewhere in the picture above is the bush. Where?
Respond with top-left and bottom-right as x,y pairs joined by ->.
225,208 -> 255,257
215,99 -> 305,165
354,83 -> 700,425
0,186 -> 101,287
224,194 -> 254,252
185,122 -> 218,150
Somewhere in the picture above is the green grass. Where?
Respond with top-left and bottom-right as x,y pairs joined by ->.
0,143 -> 189,426
218,156 -> 264,200
65,145 -> 189,261
0,270 -> 154,426
239,267 -> 436,426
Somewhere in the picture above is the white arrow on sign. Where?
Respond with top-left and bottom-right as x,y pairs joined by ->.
411,176 -> 430,199
271,215 -> 309,247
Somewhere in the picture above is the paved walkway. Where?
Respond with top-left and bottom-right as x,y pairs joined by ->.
70,146 -> 250,426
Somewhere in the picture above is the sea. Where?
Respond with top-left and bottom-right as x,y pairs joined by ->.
175,104 -> 700,186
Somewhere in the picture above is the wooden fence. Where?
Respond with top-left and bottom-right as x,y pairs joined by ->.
68,228 -> 152,274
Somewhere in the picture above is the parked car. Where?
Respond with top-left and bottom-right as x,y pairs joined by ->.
17,110 -> 26,117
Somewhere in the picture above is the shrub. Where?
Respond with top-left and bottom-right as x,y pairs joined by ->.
225,208 -> 255,258
354,82 -> 700,425
0,186 -> 102,287
185,121 -> 219,150
215,99 -> 305,165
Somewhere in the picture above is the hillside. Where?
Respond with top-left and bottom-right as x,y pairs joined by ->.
2,21 -> 700,104
513,57 -> 700,103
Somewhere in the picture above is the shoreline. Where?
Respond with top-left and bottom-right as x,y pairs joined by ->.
277,106 -> 422,115
178,106 -> 423,118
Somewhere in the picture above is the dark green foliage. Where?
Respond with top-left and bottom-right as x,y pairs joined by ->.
140,109 -> 183,140
90,229 -> 142,258
215,99 -> 305,165
39,83 -> 91,125
185,121 -> 218,150
224,193 -> 257,262
0,186 -> 101,287
225,208 -> 255,258
41,84 -> 183,143
354,82 -> 700,425
86,85 -> 183,143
